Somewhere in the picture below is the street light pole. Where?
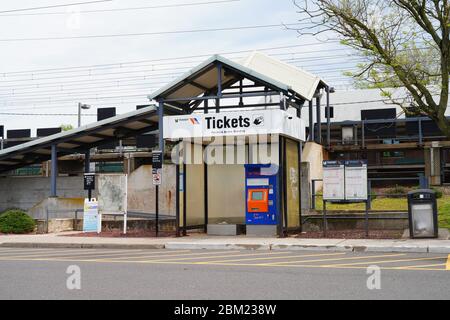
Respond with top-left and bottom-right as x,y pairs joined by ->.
78,102 -> 91,127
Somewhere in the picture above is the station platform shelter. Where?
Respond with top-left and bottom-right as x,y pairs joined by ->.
150,52 -> 331,237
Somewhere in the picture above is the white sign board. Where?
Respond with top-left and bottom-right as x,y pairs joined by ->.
83,199 -> 101,233
98,174 -> 128,234
98,174 -> 128,215
323,162 -> 345,201
345,164 -> 368,201
163,109 -> 306,142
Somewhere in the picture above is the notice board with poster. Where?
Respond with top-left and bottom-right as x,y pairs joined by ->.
344,160 -> 368,201
322,161 -> 345,201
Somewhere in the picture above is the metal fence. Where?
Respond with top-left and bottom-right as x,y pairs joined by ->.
311,174 -> 429,211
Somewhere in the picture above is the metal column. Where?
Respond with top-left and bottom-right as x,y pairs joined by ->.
316,95 -> 322,145
216,63 -> 222,113
326,87 -> 331,147
156,100 -> 165,237
50,145 -> 58,197
308,100 -> 314,142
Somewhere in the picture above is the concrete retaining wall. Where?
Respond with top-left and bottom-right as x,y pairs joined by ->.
303,212 -> 409,231
0,176 -> 87,212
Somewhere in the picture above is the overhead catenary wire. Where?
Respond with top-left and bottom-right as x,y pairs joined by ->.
0,22 -> 315,42
0,0 -> 114,14
0,0 -> 241,16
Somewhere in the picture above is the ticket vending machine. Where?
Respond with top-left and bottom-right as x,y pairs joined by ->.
245,164 -> 279,236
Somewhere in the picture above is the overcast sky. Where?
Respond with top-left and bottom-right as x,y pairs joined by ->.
0,0 -> 359,133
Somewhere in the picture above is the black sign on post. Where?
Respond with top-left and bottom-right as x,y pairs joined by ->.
84,173 -> 96,201
152,151 -> 163,170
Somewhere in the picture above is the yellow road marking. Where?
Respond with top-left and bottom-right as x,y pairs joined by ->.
261,254 -> 405,266
106,250 -> 228,261
324,256 -> 448,267
394,263 -> 446,270
124,251 -> 290,263
447,255 -> 450,270
34,250 -> 244,262
0,255 -> 447,272
198,252 -> 346,265
0,249 -> 146,259
41,249 -> 191,260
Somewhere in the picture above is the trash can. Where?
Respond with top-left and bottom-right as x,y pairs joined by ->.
407,189 -> 438,239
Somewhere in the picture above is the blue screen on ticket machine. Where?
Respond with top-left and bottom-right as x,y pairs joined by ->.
245,164 -> 278,225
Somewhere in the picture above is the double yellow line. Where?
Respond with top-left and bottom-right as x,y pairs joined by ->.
446,255 -> 450,271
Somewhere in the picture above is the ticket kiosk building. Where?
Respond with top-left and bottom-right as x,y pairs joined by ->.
149,52 -> 330,237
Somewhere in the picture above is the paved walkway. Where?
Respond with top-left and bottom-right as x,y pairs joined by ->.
1,232 -> 450,253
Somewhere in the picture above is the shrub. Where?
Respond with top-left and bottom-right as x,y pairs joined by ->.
431,187 -> 443,199
0,210 -> 36,234
385,185 -> 407,197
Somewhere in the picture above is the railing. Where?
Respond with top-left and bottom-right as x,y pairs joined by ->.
326,117 -> 448,148
311,174 -> 429,211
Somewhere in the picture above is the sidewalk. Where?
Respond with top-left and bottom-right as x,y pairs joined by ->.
1,232 -> 450,253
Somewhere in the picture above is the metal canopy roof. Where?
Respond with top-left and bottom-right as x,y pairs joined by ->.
0,106 -> 160,173
148,52 -> 327,104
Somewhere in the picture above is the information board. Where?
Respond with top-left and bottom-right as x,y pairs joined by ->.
83,198 -> 101,233
323,161 -> 345,201
344,160 -> 368,200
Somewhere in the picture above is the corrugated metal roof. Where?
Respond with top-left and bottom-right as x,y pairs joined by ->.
0,106 -> 159,173
148,52 -> 326,103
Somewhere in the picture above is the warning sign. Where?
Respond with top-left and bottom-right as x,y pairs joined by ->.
152,168 -> 162,186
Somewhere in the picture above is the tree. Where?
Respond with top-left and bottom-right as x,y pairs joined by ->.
293,0 -> 450,136
60,124 -> 74,131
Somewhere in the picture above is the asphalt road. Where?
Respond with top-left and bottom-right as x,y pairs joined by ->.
0,247 -> 448,300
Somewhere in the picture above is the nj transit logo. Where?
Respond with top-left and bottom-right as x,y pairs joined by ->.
189,118 -> 200,125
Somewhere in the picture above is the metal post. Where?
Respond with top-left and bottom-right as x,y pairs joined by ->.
183,162 -> 187,236
158,101 -> 165,154
367,179 -> 372,210
316,95 -> 322,145
298,141 -> 303,232
308,100 -> 314,142
156,100 -> 164,237
239,80 -> 244,107
326,86 -> 331,148
175,160 -> 180,237
77,103 -> 82,128
418,118 -> 423,145
362,120 -> 366,149
365,200 -> 370,238
85,150 -> 92,201
204,148 -> 208,234
50,144 -> 58,197
323,200 -> 327,237
155,184 -> 159,237
311,180 -> 316,210
282,137 -> 288,237
277,138 -> 283,237
216,63 -> 222,113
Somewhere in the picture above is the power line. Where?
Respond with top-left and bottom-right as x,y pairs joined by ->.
0,43 -> 343,75
0,0 -> 240,16
0,0 -> 113,14
0,22 -> 313,42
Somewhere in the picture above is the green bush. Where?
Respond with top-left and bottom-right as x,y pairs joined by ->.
0,210 -> 36,234
385,185 -> 408,196
430,187 -> 443,199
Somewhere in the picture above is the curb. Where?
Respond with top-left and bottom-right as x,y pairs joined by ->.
1,241 -> 449,254
0,243 -> 165,250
